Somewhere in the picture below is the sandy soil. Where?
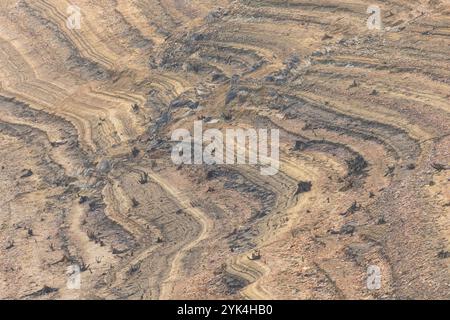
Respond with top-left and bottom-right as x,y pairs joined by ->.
0,0 -> 449,299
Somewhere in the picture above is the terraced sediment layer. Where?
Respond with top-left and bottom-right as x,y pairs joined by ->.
0,0 -> 449,299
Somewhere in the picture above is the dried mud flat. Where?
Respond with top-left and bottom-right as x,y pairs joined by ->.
0,0 -> 449,300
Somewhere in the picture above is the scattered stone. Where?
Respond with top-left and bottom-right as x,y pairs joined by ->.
431,163 -> 447,171
87,230 -> 97,242
384,165 -> 395,177
50,140 -> 67,147
293,140 -> 308,151
205,7 -> 229,23
225,89 -> 238,105
221,112 -> 232,121
79,196 -> 88,204
284,54 -> 300,70
212,72 -> 228,82
348,80 -> 358,89
20,169 -> 33,178
206,117 -> 219,124
341,201 -> 361,216
340,223 -> 356,235
127,263 -> 141,276
111,247 -> 128,255
377,216 -> 386,225
131,147 -> 140,158
346,155 -> 368,175
97,159 -> 111,173
230,74 -> 240,85
5,240 -> 14,250
79,259 -> 90,272
406,163 -> 416,170
222,273 -> 247,295
24,285 -> 58,298
131,103 -> 139,113
248,250 -> 261,260
190,33 -> 205,41
138,172 -> 149,184
131,197 -> 140,208
170,99 -> 199,109
89,201 -> 101,212
295,181 -> 312,195
437,250 -> 450,259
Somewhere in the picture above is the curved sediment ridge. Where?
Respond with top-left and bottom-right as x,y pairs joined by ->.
0,0 -> 449,300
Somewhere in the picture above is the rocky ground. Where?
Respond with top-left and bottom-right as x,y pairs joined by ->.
0,0 -> 449,299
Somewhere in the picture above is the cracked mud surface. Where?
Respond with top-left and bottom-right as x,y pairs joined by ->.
0,0 -> 449,299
